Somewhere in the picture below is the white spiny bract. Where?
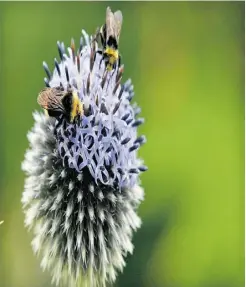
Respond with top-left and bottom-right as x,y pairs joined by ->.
22,29 -> 147,287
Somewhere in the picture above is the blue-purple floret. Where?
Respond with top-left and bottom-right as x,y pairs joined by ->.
44,31 -> 147,189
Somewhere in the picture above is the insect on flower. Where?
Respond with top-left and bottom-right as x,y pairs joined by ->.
94,6 -> 123,71
37,87 -> 83,124
22,8 -> 147,287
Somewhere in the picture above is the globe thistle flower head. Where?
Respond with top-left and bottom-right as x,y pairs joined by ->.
22,27 -> 147,287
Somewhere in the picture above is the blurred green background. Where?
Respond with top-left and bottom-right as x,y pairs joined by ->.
0,2 -> 244,287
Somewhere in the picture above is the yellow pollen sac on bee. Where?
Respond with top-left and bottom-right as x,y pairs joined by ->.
70,91 -> 83,122
105,47 -> 118,59
104,47 -> 119,71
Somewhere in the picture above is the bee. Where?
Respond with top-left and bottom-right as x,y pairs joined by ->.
37,87 -> 83,123
95,7 -> 123,71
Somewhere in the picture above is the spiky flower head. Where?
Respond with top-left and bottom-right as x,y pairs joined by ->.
22,27 -> 147,287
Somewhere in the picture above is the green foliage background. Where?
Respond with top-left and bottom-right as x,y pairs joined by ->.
0,2 -> 244,287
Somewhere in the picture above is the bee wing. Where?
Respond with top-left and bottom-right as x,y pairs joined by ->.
105,7 -> 116,40
37,88 -> 66,112
113,10 -> 123,41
